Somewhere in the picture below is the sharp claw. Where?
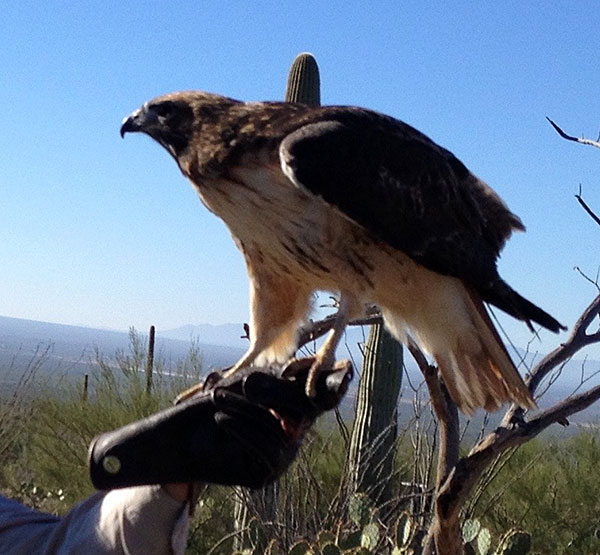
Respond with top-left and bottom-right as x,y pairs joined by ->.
220,365 -> 242,379
281,356 -> 337,398
281,357 -> 315,378
305,357 -> 334,398
174,383 -> 204,405
305,372 -> 318,398
174,367 -> 235,404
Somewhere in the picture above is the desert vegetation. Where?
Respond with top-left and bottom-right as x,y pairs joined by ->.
1,325 -> 600,554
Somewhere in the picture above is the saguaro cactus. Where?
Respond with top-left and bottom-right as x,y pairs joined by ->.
348,324 -> 403,505
284,52 -> 321,106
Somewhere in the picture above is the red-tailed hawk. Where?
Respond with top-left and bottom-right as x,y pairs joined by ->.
121,91 -> 564,413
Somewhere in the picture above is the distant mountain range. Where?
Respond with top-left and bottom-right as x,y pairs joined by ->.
161,323 -> 250,349
0,315 -> 245,390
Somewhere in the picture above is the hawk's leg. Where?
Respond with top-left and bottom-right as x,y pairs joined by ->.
175,344 -> 268,404
176,269 -> 311,404
304,292 -> 357,398
178,337 -> 268,404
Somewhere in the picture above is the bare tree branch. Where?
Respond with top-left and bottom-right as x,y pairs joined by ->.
574,265 -> 600,291
424,291 -> 600,554
546,119 -> 600,226
407,340 -> 460,488
529,292 -> 600,391
502,292 -> 600,426
547,117 -> 600,150
439,380 -> 600,508
296,311 -> 382,349
424,381 -> 600,554
575,189 -> 600,228
407,340 -> 461,555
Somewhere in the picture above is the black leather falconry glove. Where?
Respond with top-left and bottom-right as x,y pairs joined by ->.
88,359 -> 352,490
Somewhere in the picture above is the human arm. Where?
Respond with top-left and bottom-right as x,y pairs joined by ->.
0,486 -> 188,555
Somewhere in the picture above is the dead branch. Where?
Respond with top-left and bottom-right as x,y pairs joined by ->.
437,380 -> 600,511
408,340 -> 461,555
575,189 -> 600,228
547,117 -> 600,150
427,381 -> 600,554
547,120 -> 600,226
296,311 -> 382,349
424,291 -> 600,554
502,292 -> 600,426
574,265 -> 600,291
407,340 -> 460,488
532,291 -> 599,380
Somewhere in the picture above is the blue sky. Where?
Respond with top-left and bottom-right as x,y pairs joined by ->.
1,1 -> 599,357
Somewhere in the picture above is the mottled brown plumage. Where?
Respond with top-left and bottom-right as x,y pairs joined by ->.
121,91 -> 564,413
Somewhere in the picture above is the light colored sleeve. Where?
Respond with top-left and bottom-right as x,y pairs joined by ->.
0,486 -> 189,555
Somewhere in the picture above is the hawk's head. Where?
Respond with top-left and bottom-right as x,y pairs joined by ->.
120,91 -> 237,163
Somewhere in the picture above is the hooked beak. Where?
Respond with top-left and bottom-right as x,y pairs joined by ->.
119,99 -> 192,158
120,107 -> 152,138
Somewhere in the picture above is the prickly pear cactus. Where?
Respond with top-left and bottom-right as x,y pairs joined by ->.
318,531 -> 336,547
477,527 -> 492,555
348,492 -> 374,528
361,522 -> 380,550
396,511 -> 416,550
321,544 -> 342,555
284,52 -> 321,106
288,540 -> 313,555
462,519 -> 482,544
462,521 -> 530,555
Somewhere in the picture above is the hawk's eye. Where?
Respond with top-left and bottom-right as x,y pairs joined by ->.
152,102 -> 175,119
